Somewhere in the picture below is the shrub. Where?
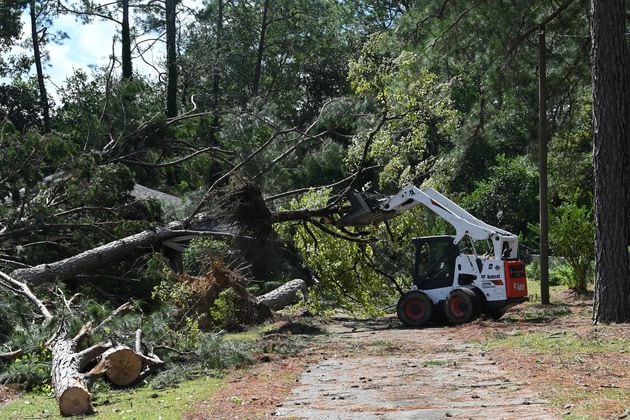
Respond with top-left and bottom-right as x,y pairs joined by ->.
548,195 -> 594,291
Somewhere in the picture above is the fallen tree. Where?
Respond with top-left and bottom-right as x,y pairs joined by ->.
8,208 -> 342,288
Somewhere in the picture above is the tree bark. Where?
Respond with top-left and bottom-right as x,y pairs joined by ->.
165,0 -> 177,117
50,337 -> 111,416
10,228 -> 182,285
252,0 -> 269,96
211,0 -> 223,136
590,0 -> 630,323
29,0 -> 50,133
538,27 -> 550,305
258,279 -> 307,311
121,0 -> 132,80
8,206 -> 340,287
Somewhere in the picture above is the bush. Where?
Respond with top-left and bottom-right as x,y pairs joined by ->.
548,194 -> 594,291
209,288 -> 239,330
462,155 -> 539,246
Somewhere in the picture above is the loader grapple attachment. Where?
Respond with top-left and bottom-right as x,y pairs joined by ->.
336,190 -> 397,227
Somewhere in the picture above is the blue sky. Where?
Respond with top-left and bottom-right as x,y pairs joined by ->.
5,0 -> 203,99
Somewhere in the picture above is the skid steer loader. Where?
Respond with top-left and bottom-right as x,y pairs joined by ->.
337,185 -> 528,326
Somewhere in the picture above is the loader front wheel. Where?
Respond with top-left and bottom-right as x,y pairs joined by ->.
445,288 -> 480,325
397,291 -> 433,327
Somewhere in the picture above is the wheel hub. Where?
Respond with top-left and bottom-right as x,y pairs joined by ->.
450,296 -> 467,317
405,299 -> 425,320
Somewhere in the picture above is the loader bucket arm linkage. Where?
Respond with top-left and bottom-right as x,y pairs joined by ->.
337,185 -> 519,259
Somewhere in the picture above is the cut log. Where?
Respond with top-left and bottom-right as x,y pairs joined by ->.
92,346 -> 143,386
258,279 -> 307,311
50,337 -> 110,416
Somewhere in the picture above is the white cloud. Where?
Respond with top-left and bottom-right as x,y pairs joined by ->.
3,0 -> 205,99
48,16 -> 117,87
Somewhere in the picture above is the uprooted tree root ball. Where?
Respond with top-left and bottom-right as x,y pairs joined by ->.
213,179 -> 274,239
209,179 -> 293,281
178,260 -> 273,330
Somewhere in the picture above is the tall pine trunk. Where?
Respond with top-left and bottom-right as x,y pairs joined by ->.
121,0 -> 132,80
590,0 -> 630,323
252,0 -> 269,97
165,0 -> 177,117
30,0 -> 50,133
212,0 -> 223,128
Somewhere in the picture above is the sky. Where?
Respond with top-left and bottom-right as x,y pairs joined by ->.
4,0 -> 203,99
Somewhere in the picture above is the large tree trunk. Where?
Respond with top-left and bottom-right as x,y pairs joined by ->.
10,228 -> 182,285
252,0 -> 269,96
165,0 -> 177,117
29,0 -> 50,133
121,0 -> 132,80
50,339 -> 92,416
90,346 -> 142,386
8,205 -> 339,286
211,0 -> 223,138
590,0 -> 630,323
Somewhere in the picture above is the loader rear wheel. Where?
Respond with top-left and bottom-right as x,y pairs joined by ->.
397,291 -> 433,327
445,288 -> 480,325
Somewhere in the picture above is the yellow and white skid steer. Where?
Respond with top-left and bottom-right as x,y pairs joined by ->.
338,185 -> 528,326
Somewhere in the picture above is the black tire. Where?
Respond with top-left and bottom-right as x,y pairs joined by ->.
430,302 -> 448,325
445,288 -> 481,325
397,291 -> 433,327
486,309 -> 506,321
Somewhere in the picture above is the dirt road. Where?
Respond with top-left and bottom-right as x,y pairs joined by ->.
275,316 -> 555,419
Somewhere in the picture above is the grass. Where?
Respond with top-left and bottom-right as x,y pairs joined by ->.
0,375 -> 224,419
484,327 -> 628,354
544,386 -> 629,419
472,285 -> 629,419
222,322 -> 276,343
0,323 -> 281,419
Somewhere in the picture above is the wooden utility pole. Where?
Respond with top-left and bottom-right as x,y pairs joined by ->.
538,26 -> 550,305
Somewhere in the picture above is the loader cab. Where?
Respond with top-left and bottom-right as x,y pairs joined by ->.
412,236 -> 458,290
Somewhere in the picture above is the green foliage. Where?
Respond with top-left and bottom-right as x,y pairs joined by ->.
548,101 -> 593,205
528,192 -> 594,292
182,238 -> 229,276
278,188 -> 432,315
348,35 -> 458,190
0,346 -> 51,390
151,269 -> 190,310
209,288 -> 239,330
550,264 -> 579,289
462,155 -> 539,245
548,195 -> 595,291
0,84 -> 41,130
